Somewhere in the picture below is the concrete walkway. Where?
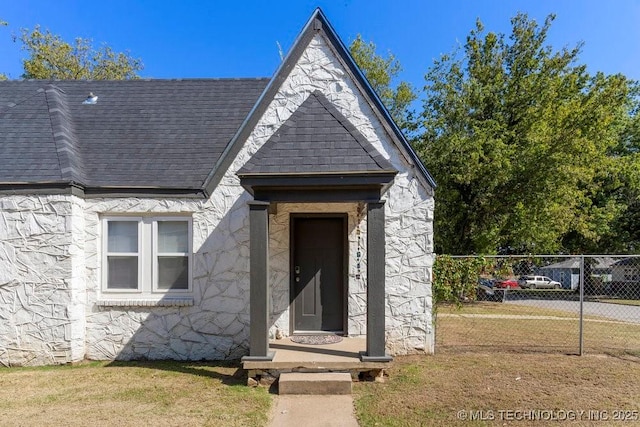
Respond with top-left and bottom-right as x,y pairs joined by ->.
268,395 -> 359,427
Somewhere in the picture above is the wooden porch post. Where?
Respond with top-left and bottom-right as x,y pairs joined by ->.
242,201 -> 274,361
361,200 -> 393,362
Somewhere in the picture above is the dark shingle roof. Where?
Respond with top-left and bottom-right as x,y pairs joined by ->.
238,91 -> 396,175
0,86 -> 63,182
0,79 -> 268,190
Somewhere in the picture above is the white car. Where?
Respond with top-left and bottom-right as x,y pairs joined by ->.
517,275 -> 562,289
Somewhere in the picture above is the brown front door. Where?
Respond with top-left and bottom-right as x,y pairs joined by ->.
292,217 -> 345,332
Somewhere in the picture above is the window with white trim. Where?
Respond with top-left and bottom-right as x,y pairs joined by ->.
102,216 -> 192,297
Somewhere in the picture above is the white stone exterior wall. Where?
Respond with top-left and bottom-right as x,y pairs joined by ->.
0,195 -> 84,366
0,31 -> 434,365
83,196 -> 252,361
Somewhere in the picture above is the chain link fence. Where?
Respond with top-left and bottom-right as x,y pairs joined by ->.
434,255 -> 640,356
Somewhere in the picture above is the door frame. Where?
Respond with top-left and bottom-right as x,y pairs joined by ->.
289,213 -> 349,335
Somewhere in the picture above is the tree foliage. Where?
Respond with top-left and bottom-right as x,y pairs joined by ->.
349,35 -> 418,133
19,25 -> 143,80
433,255 -> 517,306
416,13 -> 638,254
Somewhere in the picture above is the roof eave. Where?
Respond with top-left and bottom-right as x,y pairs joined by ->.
0,182 -> 206,198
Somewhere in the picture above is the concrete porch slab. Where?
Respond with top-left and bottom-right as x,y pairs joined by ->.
242,337 -> 389,369
243,337 -> 391,385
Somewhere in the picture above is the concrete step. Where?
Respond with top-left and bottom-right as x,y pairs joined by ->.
278,372 -> 352,395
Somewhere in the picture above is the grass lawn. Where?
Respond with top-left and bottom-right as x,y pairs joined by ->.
1,301 -> 638,427
353,352 -> 640,427
437,301 -> 579,318
351,301 -> 638,426
0,361 -> 271,427
436,302 -> 640,355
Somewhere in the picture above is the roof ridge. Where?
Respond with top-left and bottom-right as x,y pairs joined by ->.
44,84 -> 85,184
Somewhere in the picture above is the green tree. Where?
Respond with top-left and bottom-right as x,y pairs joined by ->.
417,13 -> 634,254
19,25 -> 142,79
349,35 -> 418,133
589,90 -> 640,253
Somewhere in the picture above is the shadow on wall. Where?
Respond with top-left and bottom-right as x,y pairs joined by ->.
89,193 -> 284,362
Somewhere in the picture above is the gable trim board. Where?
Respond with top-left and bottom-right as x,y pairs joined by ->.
0,8 -> 435,366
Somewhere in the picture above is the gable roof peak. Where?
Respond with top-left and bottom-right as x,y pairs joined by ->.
237,90 -> 397,176
202,7 -> 435,195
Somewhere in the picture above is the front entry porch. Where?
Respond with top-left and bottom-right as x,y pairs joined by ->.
242,337 -> 390,386
236,89 -> 400,369
241,198 -> 393,365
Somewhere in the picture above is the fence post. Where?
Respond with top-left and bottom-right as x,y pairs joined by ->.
579,255 -> 584,356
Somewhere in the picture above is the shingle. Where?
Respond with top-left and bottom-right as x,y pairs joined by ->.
237,91 -> 396,175
0,79 -> 268,188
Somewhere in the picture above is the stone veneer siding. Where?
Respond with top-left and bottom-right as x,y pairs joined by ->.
0,195 -> 85,366
0,33 -> 434,365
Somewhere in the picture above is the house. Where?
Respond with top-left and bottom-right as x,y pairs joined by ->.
538,258 -> 580,290
610,258 -> 640,297
538,257 -> 616,292
611,258 -> 640,283
0,9 -> 435,367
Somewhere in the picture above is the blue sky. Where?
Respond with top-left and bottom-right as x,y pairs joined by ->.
1,0 -> 639,89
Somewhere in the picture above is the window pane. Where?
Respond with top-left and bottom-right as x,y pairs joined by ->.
157,256 -> 189,290
107,256 -> 138,289
158,221 -> 188,253
108,221 -> 138,253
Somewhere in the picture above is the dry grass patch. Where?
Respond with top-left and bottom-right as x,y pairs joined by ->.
354,352 -> 640,427
436,302 -> 640,355
437,301 -> 578,317
0,361 -> 271,427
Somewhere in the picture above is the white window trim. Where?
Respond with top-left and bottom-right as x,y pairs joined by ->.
101,215 -> 193,299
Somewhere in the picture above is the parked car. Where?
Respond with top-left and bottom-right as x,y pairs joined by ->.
517,275 -> 562,289
477,278 -> 501,301
478,278 -> 496,288
495,278 -> 519,289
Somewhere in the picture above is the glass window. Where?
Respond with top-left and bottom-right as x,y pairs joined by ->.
157,221 -> 188,253
103,217 -> 191,296
107,256 -> 139,289
156,220 -> 190,291
157,256 -> 189,290
108,221 -> 138,252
